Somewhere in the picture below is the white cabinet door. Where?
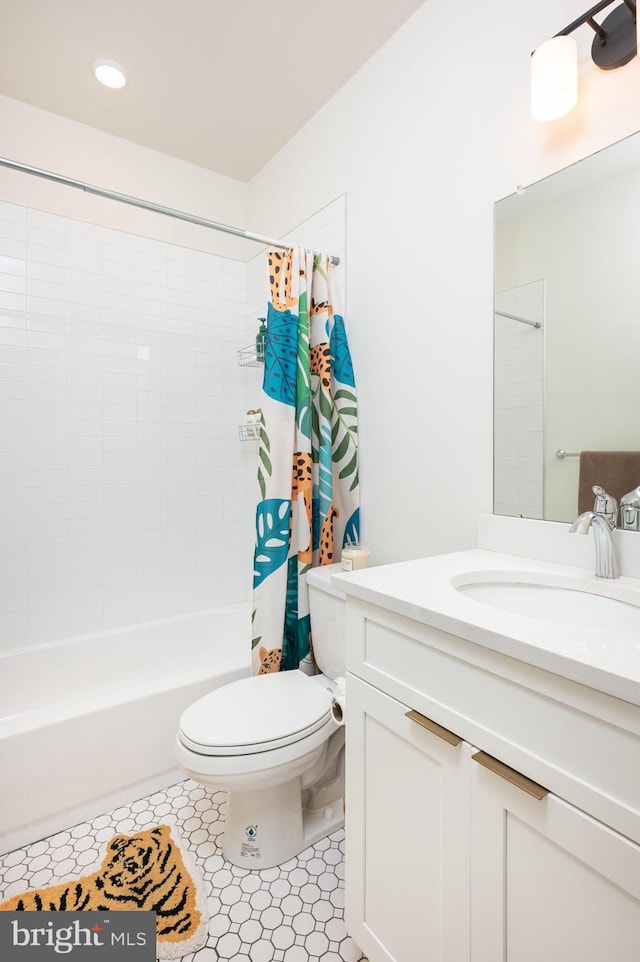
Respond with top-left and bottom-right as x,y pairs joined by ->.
470,750 -> 640,962
345,674 -> 470,962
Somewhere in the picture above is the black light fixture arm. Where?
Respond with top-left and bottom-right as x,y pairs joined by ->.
537,0 -> 638,71
554,0 -> 635,39
585,17 -> 607,41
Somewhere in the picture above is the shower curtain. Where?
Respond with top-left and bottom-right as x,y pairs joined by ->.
251,248 -> 359,675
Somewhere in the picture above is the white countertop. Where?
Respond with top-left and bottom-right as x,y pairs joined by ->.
332,549 -> 640,707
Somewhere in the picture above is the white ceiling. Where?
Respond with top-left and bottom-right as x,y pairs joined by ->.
0,0 -> 426,182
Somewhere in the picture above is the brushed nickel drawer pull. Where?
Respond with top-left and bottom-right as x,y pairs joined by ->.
472,751 -> 549,800
405,710 -> 463,746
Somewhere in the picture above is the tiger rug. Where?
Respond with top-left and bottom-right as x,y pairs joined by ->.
0,824 -> 209,959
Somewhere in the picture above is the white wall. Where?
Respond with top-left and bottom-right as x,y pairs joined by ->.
248,0 -> 640,564
0,95 -> 249,259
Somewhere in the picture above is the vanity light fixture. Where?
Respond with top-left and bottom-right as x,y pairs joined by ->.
531,0 -> 637,121
92,59 -> 128,89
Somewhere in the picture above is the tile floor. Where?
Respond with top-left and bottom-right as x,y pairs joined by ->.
0,779 -> 367,962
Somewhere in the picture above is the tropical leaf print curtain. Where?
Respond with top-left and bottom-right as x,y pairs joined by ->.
251,248 -> 359,675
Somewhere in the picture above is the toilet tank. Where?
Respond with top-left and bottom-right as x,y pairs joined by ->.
306,563 -> 346,680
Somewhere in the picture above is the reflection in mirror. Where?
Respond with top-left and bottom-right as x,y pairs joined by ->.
494,132 -> 640,523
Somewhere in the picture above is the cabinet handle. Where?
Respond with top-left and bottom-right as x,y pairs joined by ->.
471,751 -> 549,800
405,710 -> 462,746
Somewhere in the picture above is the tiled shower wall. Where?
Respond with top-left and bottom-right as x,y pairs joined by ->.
494,280 -> 545,520
0,201 -> 251,651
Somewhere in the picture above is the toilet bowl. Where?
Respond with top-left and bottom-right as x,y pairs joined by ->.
176,563 -> 346,869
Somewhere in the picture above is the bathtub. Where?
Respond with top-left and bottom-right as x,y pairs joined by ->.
0,606 -> 251,855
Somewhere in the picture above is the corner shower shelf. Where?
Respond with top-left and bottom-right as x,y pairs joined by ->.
238,423 -> 261,441
238,344 -> 264,367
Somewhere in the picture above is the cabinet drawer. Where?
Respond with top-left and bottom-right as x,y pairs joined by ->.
345,599 -> 640,845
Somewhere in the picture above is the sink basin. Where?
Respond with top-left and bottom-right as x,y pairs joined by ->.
454,578 -> 640,630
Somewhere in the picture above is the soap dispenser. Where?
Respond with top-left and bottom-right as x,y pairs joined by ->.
255,317 -> 267,361
620,486 -> 640,531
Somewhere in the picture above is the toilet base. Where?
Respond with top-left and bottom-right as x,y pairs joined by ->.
221,777 -> 344,869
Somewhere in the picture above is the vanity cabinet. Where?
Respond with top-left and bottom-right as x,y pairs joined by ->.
346,674 -> 471,962
344,597 -> 640,962
471,751 -> 640,962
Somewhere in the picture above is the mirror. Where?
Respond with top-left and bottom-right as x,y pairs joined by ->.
494,132 -> 640,523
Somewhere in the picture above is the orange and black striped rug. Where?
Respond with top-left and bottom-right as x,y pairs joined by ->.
0,824 -> 209,959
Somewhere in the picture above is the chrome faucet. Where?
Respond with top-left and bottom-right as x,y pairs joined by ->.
569,485 -> 619,579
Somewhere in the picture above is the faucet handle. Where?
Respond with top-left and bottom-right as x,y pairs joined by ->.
620,486 -> 640,531
592,485 -> 618,528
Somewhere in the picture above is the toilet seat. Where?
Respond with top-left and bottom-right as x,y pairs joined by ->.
178,670 -> 333,756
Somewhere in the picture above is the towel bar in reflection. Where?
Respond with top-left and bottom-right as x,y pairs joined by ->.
555,449 -> 580,460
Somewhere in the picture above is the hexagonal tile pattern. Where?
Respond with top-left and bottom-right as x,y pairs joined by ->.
0,778 -> 367,961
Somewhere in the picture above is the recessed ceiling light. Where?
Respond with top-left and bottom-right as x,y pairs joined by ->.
92,59 -> 127,89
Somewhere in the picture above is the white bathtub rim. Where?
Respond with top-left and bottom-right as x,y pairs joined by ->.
0,658 -> 251,736
0,603 -> 249,660
0,604 -> 252,716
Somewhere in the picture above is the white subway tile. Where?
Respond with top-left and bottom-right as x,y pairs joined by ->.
66,468 -> 103,485
28,294 -> 65,317
0,221 -> 27,243
102,595 -> 137,630
0,201 -> 26,224
28,501 -> 67,523
67,451 -> 102,471
103,355 -> 136,375
26,418 -> 66,442
66,499 -> 102,521
0,272 -> 27,295
27,451 -> 66,471
27,400 -> 66,421
66,419 -> 103,437
66,234 -> 101,259
103,323 -> 135,344
0,309 -> 27,330
27,486 -> 65,506
136,234 -> 166,257
67,386 -> 103,407
27,313 -> 67,335
136,298 -> 167,319
66,301 -> 102,324
103,257 -> 136,281
67,599 -> 103,636
167,316 -> 198,338
0,291 -> 27,312
26,515 -> 67,539
0,610 -> 28,647
68,284 -> 101,308
67,352 -> 101,373
67,251 -> 101,274
136,592 -> 168,622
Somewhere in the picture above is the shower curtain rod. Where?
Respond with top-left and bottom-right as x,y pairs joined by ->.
0,155 -> 340,265
494,308 -> 541,329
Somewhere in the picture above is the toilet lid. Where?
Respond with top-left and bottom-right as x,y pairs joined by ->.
178,670 -> 333,756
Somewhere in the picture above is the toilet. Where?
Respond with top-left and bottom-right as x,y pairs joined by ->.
175,563 -> 346,869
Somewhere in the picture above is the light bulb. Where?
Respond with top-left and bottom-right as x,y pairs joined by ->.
92,59 -> 127,90
531,36 -> 578,122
